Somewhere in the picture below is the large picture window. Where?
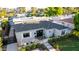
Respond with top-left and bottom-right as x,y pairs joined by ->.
23,33 -> 30,38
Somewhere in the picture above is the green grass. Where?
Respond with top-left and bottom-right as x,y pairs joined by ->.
57,39 -> 79,51
57,40 -> 79,51
49,34 -> 79,51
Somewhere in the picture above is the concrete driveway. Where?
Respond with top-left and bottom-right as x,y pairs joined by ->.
7,43 -> 17,51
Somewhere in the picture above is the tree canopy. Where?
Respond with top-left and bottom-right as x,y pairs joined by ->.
44,7 -> 56,16
74,12 -> 79,31
0,9 -> 7,18
1,18 -> 9,30
54,7 -> 64,15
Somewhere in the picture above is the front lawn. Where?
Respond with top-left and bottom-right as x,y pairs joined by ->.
48,34 -> 79,51
55,39 -> 79,51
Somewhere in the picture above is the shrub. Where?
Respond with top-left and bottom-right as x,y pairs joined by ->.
25,46 -> 31,51
30,44 -> 37,50
20,43 -> 39,51
72,30 -> 79,37
20,48 -> 26,51
36,43 -> 41,48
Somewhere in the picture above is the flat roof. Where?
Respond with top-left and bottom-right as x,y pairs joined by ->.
14,21 -> 69,32
61,18 -> 74,24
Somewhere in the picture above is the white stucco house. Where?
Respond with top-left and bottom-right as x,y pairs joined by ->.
14,21 -> 71,46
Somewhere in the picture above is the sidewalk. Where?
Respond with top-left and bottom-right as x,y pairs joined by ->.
43,42 -> 56,51
6,43 -> 17,51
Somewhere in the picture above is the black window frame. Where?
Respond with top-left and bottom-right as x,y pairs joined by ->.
23,33 -> 30,38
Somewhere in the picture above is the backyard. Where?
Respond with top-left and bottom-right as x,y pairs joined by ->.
48,34 -> 79,51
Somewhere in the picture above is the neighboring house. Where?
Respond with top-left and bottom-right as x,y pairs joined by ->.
61,18 -> 74,29
15,13 -> 26,17
52,14 -> 75,20
14,21 -> 71,46
52,18 -> 74,29
51,14 -> 75,29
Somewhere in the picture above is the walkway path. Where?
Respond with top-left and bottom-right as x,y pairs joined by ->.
43,42 -> 56,51
6,43 -> 17,51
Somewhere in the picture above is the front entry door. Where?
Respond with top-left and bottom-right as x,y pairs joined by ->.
36,30 -> 43,37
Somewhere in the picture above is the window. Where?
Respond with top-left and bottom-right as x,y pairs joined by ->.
31,42 -> 33,44
61,31 -> 65,35
34,33 -> 36,34
23,33 -> 30,38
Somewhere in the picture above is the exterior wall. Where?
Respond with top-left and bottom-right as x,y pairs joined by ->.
44,29 -> 55,37
44,28 -> 68,37
15,28 -> 71,46
45,29 -> 69,37
57,28 -> 71,36
15,28 -> 44,46
54,29 -> 62,36
44,28 -> 72,38
62,28 -> 71,34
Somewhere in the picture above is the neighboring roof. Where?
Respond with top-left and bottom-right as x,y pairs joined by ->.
61,18 -> 74,24
14,21 -> 69,32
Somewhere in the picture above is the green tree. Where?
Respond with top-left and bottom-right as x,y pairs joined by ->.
0,9 -> 7,18
18,7 -> 26,14
63,7 -> 78,14
74,12 -> 79,31
44,7 -> 56,17
1,19 -> 9,30
36,9 -> 44,17
54,7 -> 64,15
31,7 -> 37,16
44,7 -> 63,17
30,44 -> 37,49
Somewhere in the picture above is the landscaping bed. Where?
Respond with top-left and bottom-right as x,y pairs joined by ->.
48,34 -> 79,51
20,43 -> 47,51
